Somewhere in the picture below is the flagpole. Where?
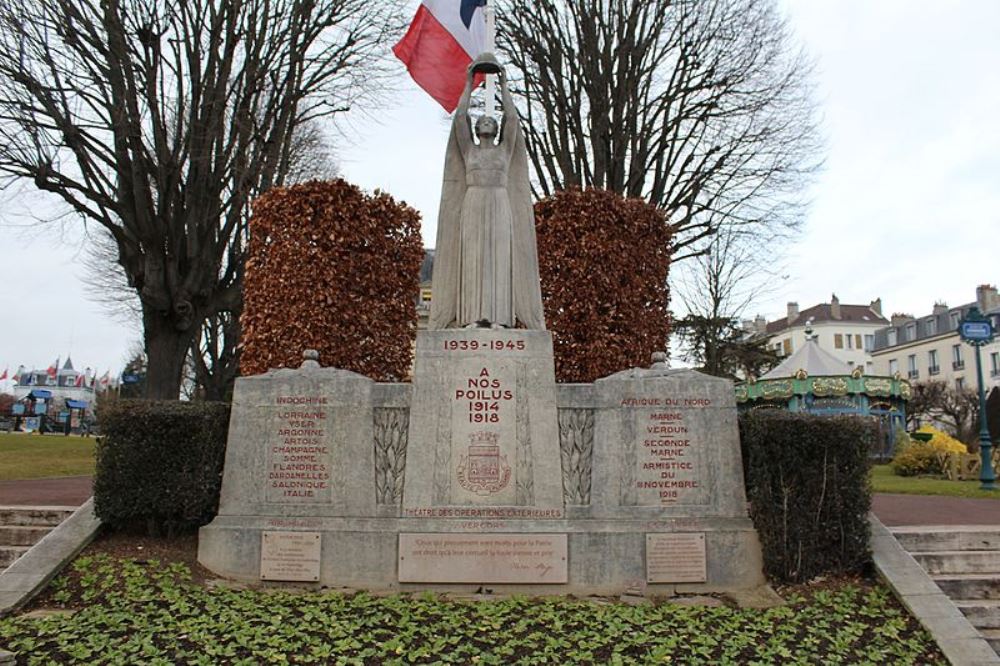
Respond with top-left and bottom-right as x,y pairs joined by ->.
484,0 -> 497,117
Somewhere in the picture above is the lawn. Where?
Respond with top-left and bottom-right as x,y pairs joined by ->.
0,546 -> 945,665
871,464 -> 1000,500
0,432 -> 96,480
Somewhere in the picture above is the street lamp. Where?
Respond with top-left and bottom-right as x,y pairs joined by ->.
959,306 -> 997,491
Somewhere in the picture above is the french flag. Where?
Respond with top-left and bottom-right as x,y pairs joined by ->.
394,0 -> 487,112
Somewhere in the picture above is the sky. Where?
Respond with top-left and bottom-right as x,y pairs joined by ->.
1,0 -> 999,389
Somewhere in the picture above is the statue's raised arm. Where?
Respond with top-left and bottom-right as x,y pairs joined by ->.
428,53 -> 546,331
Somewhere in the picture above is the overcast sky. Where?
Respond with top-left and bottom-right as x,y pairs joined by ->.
2,0 -> 999,388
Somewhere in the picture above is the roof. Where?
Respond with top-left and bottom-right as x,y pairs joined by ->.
419,249 -> 434,284
761,339 -> 852,379
766,303 -> 887,335
62,357 -> 74,370
66,399 -> 88,410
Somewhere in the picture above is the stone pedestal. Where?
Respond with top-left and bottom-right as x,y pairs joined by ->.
199,351 -> 766,595
404,329 -> 562,513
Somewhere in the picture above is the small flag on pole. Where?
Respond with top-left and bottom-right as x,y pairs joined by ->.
0,368 -> 7,381
394,0 -> 488,112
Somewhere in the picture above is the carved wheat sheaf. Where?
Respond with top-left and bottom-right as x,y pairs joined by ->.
558,408 -> 594,505
374,408 -> 409,506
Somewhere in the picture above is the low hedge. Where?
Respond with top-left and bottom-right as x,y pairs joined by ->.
94,400 -> 231,535
740,411 -> 874,583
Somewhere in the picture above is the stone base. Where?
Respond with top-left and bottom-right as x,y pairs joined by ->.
198,516 -> 765,595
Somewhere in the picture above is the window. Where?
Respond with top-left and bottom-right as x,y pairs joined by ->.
845,334 -> 853,349
907,354 -> 918,379
782,339 -> 792,356
928,350 -> 939,375
864,335 -> 874,352
952,344 -> 965,370
834,333 -> 844,349
991,351 -> 999,377
926,318 -> 936,336
950,312 -> 961,329
906,323 -> 917,341
888,359 -> 899,375
887,329 -> 898,346
855,334 -> 862,349
956,377 -> 965,391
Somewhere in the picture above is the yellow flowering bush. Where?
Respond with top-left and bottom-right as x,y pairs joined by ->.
891,426 -> 968,477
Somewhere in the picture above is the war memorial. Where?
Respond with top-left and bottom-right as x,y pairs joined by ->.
198,54 -> 767,596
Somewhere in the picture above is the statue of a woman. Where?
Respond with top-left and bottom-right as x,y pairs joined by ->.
428,53 -> 546,330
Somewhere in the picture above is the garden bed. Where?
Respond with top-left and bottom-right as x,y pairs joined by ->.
0,533 -> 946,665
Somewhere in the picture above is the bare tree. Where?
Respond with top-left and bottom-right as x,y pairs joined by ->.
907,381 -> 980,445
0,0 -> 401,398
673,227 -> 780,377
497,0 -> 821,260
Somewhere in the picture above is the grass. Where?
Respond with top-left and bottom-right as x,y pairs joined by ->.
871,464 -> 1000,500
0,552 -> 945,665
0,432 -> 96,480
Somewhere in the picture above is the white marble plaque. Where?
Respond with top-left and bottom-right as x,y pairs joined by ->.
398,533 -> 568,583
260,531 -> 321,581
646,533 -> 707,583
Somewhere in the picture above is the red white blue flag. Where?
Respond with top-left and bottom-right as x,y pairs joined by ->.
394,0 -> 488,112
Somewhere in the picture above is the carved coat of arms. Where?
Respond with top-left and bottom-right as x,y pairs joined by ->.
457,431 -> 511,496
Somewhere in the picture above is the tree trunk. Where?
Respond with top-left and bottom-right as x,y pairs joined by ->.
143,308 -> 195,400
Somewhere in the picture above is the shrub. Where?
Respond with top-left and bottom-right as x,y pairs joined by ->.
535,188 -> 672,383
239,179 -> 424,380
739,411 -> 873,584
94,400 -> 230,535
891,426 -> 968,476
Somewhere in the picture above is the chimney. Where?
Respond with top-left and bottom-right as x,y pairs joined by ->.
754,314 -> 767,335
977,284 -> 1000,312
891,313 -> 912,327
869,298 -> 882,316
830,293 -> 841,319
787,302 -> 799,325
932,301 -> 948,315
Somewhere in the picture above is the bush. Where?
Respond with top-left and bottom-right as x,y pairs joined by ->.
94,400 -> 230,535
891,426 -> 968,476
239,179 -> 424,380
535,188 -> 672,383
739,412 -> 873,584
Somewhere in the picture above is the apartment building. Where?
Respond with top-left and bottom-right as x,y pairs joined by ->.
870,285 -> 1000,391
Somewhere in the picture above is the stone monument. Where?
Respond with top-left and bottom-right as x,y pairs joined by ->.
199,53 -> 766,596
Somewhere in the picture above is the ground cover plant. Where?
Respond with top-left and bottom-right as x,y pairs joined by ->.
0,547 -> 946,665
871,464 -> 1000,500
0,433 -> 95,480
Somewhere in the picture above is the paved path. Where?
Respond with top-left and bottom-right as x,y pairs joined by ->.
873,493 -> 1000,526
0,476 -> 91,507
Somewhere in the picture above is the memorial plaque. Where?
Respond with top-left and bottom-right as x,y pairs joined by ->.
266,396 -> 333,503
450,358 -> 518,505
646,532 -> 707,583
260,531 -> 321,582
628,397 -> 710,507
398,533 -> 568,583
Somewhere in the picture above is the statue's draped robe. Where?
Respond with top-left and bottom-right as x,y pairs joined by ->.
428,110 -> 546,330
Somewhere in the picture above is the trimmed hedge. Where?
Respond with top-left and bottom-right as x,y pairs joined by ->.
239,179 -> 423,380
94,400 -> 231,535
740,411 -> 874,583
535,188 -> 673,383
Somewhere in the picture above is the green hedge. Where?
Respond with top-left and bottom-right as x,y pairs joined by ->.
94,400 -> 231,535
739,411 -> 874,583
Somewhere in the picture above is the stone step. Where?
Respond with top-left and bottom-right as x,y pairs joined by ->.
913,550 -> 1000,575
0,525 -> 52,547
955,600 -> 1000,629
892,527 -> 1000,553
981,628 -> 1000,654
934,574 -> 1000,600
0,546 -> 31,570
0,506 -> 75,528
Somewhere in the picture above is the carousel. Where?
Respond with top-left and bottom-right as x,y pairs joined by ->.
735,334 -> 911,458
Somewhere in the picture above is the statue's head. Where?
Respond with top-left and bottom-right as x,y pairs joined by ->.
475,115 -> 498,142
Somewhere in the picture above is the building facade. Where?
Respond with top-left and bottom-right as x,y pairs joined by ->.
757,295 -> 888,371
870,285 -> 1000,392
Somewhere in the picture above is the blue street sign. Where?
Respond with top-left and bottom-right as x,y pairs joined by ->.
121,373 -> 142,385
960,321 -> 993,342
